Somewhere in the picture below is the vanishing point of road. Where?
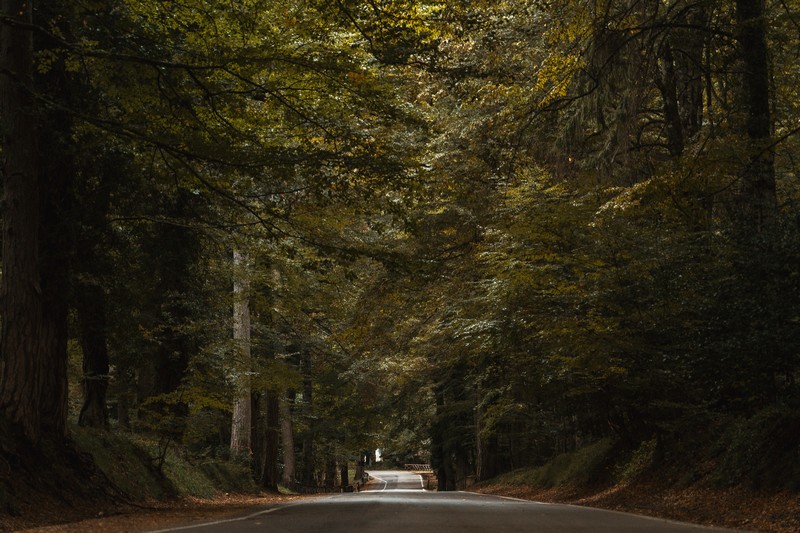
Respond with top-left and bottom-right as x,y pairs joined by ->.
149,469 -> 737,532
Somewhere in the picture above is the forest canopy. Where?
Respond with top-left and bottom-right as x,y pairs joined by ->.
1,0 -> 799,494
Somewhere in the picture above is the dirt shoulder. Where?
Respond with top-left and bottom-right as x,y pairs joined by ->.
3,493 -> 308,533
471,481 -> 800,533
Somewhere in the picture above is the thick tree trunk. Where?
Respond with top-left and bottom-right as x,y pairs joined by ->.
455,449 -> 471,490
324,453 -> 337,489
38,73 -> 73,441
0,0 -> 72,444
260,389 -> 281,490
300,435 -> 316,485
230,249 -> 252,456
735,0 -> 777,230
280,391 -> 296,486
301,432 -> 316,486
354,450 -> 368,483
0,0 -> 43,442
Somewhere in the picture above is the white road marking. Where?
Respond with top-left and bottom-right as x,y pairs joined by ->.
369,473 -> 389,492
458,491 -> 540,503
146,502 -> 302,532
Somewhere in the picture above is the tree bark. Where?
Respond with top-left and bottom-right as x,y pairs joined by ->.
474,397 -> 499,482
76,284 -> 110,428
0,0 -> 43,442
300,351 -> 316,486
432,385 -> 450,491
260,389 -> 280,490
340,461 -> 350,489
230,249 -> 252,456
324,453 -> 337,489
280,390 -> 296,486
0,0 -> 72,444
734,0 -> 777,230
658,41 -> 685,157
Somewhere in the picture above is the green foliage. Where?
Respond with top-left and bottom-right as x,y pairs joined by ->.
491,439 -> 617,489
71,427 -> 170,499
9,0 -> 799,503
329,0 -> 800,494
713,407 -> 800,491
615,438 -> 658,484
71,425 -> 257,499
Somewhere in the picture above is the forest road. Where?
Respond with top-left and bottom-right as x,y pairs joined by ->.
147,469 -> 739,533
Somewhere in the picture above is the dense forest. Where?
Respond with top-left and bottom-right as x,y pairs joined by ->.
1,0 -> 799,504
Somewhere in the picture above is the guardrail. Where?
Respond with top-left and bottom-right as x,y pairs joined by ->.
404,463 -> 433,471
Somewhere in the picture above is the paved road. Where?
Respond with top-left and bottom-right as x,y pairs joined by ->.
150,470 -> 736,533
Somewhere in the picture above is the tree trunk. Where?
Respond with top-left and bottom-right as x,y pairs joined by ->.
658,41 -> 685,157
280,391 -> 296,486
474,399 -> 499,482
117,390 -> 131,430
432,385 -> 451,491
74,152 -> 114,429
340,462 -> 350,489
300,351 -> 316,486
230,249 -> 252,456
0,0 -> 43,442
249,392 -> 263,478
735,0 -> 777,230
324,453 -> 337,489
260,389 -> 280,490
76,284 -> 110,428
0,0 -> 71,444
354,450 -> 367,483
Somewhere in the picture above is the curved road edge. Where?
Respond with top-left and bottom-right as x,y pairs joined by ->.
460,488 -> 743,532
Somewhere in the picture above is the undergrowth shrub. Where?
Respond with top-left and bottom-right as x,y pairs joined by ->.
615,438 -> 657,483
493,438 -> 616,488
71,425 -> 257,500
713,406 -> 800,490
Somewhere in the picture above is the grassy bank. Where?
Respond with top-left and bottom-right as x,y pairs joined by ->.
1,423 -> 260,531
473,409 -> 800,532
70,425 -> 258,500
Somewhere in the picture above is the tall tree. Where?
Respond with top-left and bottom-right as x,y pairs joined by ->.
0,0 -> 74,444
734,0 -> 777,230
280,391 -> 296,486
0,0 -> 44,442
230,249 -> 252,456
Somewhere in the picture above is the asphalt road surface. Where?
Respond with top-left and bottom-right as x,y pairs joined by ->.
149,470 -> 736,533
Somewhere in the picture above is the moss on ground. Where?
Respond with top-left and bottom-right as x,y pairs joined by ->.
71,425 -> 257,501
490,438 -> 617,489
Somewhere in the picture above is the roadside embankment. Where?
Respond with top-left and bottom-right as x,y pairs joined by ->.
471,434 -> 800,533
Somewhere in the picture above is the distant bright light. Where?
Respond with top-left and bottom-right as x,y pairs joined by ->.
375,448 -> 382,462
